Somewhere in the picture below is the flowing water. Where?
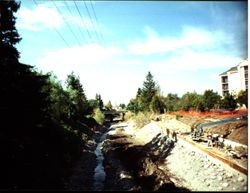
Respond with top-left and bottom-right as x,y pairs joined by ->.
92,130 -> 108,191
92,124 -> 128,191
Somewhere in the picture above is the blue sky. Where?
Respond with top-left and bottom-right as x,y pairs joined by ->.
16,1 -> 247,106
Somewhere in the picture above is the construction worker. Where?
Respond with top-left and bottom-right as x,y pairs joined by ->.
172,131 -> 177,143
218,135 -> 224,149
166,128 -> 170,138
212,133 -> 219,147
207,133 -> 213,147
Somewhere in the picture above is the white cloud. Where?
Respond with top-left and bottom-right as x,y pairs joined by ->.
36,43 -> 128,103
33,24 -> 243,104
128,25 -> 231,55
149,49 -> 242,75
37,44 -> 121,77
16,4 -> 63,31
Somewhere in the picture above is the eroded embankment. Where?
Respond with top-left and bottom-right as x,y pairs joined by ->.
102,120 -> 248,192
101,127 -> 190,191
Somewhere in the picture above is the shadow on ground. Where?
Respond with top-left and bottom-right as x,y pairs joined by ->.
102,132 -> 191,191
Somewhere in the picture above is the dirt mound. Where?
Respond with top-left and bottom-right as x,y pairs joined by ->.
170,109 -> 247,119
205,120 -> 248,145
166,111 -> 248,146
102,131 -> 190,191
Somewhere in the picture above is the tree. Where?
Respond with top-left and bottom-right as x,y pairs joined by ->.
220,93 -> 237,110
150,95 -> 165,114
105,100 -> 113,110
95,94 -> 104,110
66,72 -> 88,118
0,1 -> 92,189
203,90 -> 221,111
165,93 -> 180,112
93,108 -> 105,125
0,1 -> 22,46
87,99 -> 99,114
0,1 -> 73,188
140,71 -> 157,111
237,90 -> 248,108
119,103 -> 126,109
47,74 -> 72,123
126,98 -> 138,113
180,92 -> 204,111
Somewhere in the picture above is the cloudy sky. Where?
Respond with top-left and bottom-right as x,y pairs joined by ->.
16,1 -> 247,105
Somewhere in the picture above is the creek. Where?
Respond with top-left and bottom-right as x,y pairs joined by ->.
92,124 -> 119,191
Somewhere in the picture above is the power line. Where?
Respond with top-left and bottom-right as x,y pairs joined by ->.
73,1 -> 93,42
82,1 -> 102,45
32,0 -> 70,48
52,0 -> 83,47
89,0 -> 106,45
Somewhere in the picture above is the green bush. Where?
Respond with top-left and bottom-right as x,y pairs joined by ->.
93,108 -> 105,125
124,111 -> 134,121
134,112 -> 151,129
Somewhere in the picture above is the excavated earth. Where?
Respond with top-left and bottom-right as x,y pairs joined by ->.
102,128 -> 190,191
67,110 -> 248,191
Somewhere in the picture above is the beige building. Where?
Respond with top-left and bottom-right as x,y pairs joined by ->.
219,59 -> 248,96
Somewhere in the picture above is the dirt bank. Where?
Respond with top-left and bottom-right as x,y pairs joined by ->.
170,110 -> 248,145
102,120 -> 247,191
102,127 -> 190,191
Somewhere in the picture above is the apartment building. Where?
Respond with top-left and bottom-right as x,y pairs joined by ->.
219,59 -> 248,96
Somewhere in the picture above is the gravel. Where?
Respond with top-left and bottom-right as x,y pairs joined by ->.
161,137 -> 247,191
123,120 -> 248,191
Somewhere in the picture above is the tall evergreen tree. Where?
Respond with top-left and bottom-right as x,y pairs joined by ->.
0,0 -> 22,60
95,93 -> 104,110
66,72 -> 88,118
140,71 -> 157,111
0,1 -> 86,189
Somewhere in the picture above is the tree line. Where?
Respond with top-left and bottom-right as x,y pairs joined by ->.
0,1 -> 107,189
126,72 -> 248,114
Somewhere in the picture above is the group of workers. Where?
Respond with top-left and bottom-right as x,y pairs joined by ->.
164,127 -> 225,150
207,133 -> 224,148
166,128 -> 177,143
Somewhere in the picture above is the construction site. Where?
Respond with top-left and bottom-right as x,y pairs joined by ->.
68,109 -> 248,191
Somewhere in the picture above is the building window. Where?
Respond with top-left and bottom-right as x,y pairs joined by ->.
221,76 -> 228,83
222,85 -> 228,90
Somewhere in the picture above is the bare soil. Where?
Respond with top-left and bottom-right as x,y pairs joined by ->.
171,109 -> 248,145
66,109 -> 248,191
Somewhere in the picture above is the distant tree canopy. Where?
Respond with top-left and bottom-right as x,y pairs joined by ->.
126,73 -> 246,114
179,92 -> 204,112
165,93 -> 180,112
127,71 -> 161,113
150,95 -> 165,114
220,93 -> 237,110
203,90 -> 221,110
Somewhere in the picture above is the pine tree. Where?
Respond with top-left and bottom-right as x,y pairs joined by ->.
66,72 -> 88,119
0,0 -> 22,60
95,93 -> 104,110
140,71 -> 157,111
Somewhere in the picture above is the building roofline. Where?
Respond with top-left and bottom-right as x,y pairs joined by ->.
219,66 -> 237,76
